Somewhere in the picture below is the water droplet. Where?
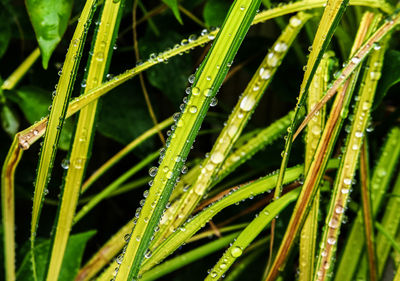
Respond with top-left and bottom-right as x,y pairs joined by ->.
192,87 -> 200,96
210,97 -> 218,107
230,246 -> 242,257
351,57 -> 361,64
189,106 -> 198,113
188,74 -> 195,84
227,125 -> 238,138
149,166 -> 158,177
343,178 -> 351,185
96,52 -> 104,62
61,159 -> 70,169
327,237 -> 336,245
267,52 -> 278,67
145,250 -> 152,258
355,131 -> 363,138
329,218 -> 339,229
211,151 -> 224,164
203,88 -> 212,97
240,5 -> 245,10
289,16 -> 302,27
240,95 -> 256,111
210,271 -> 218,278
369,71 -> 381,80
335,205 -> 344,214
274,42 -> 288,52
166,171 -> 173,179
259,68 -> 271,80
124,234 -> 131,242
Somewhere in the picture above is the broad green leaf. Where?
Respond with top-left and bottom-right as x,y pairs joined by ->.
25,0 -> 74,69
162,0 -> 183,24
203,0 -> 230,27
374,50 -> 400,108
0,104 -> 19,136
16,230 -> 96,281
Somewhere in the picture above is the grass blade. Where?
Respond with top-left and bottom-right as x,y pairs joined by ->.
43,1 -> 123,279
313,22 -> 387,281
334,127 -> 400,281
151,12 -> 311,249
114,1 -> 262,280
299,51 -> 332,281
264,9 -> 374,280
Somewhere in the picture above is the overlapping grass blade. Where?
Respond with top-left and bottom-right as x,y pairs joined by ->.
74,112 -> 294,280
299,51 -> 332,281
334,127 -> 400,281
313,21 -> 387,281
264,10 -> 374,280
13,0 -> 392,152
43,1 -> 123,279
114,1 -> 262,280
151,12 -> 311,249
29,0 -> 98,278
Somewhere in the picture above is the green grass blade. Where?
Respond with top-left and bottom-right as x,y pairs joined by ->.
299,51 -> 332,281
14,0 -> 392,151
334,127 -> 400,281
114,1 -> 262,280
313,26 -> 387,281
264,9 -> 374,279
44,1 -> 123,279
151,12 -> 311,249
141,232 -> 239,281
29,0 -> 98,278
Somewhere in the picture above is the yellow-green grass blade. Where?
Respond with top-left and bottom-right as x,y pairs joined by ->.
43,1 -> 123,280
1,48 -> 40,90
73,151 -> 158,223
81,117 -> 173,193
30,0 -> 98,278
138,165 -> 308,275
151,12 -> 311,249
141,232 -> 239,281
113,1 -> 262,280
14,0 -> 392,152
270,0 -> 350,234
313,28 -> 387,281
334,127 -> 400,281
299,51 -> 332,281
1,136 -> 23,281
95,164 -> 310,281
264,10 -> 373,280
75,113 -> 294,281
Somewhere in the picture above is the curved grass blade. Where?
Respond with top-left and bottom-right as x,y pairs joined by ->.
1,137 -> 23,281
334,127 -> 400,281
97,164 -> 305,281
14,0 -> 392,152
30,0 -> 98,278
73,151 -> 158,223
264,10 -> 374,280
299,51 -> 332,281
114,1 -> 262,280
81,117 -> 173,193
139,165 -> 307,275
141,232 -> 239,281
313,25 -> 388,281
74,113 -> 294,281
44,1 -> 124,279
151,12 -> 311,249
